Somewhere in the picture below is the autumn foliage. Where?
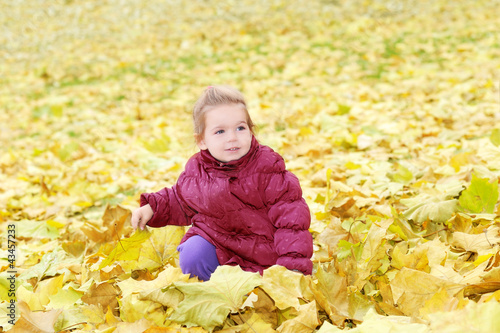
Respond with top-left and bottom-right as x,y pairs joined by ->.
1,0 -> 500,332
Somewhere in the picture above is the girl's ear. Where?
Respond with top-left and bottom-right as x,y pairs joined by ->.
195,134 -> 207,150
197,140 -> 207,150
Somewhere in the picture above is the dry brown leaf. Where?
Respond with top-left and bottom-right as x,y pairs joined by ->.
81,282 -> 120,313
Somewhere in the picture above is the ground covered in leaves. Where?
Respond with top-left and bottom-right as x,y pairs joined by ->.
1,0 -> 500,332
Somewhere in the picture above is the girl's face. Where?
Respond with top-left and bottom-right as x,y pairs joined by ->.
197,104 -> 252,163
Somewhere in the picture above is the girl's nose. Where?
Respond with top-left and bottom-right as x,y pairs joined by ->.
227,130 -> 237,141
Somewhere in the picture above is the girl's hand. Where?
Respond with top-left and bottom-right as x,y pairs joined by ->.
131,204 -> 154,230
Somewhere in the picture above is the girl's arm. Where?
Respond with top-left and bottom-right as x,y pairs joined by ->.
265,171 -> 314,275
138,182 -> 193,228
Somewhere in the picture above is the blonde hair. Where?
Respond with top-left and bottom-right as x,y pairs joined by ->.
193,85 -> 255,143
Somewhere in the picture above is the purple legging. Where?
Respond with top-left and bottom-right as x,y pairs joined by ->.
177,235 -> 220,281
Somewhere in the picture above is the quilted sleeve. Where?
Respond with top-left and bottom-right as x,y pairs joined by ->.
139,178 -> 193,228
264,170 -> 313,275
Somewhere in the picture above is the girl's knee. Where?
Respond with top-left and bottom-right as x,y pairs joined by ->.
178,235 -> 219,281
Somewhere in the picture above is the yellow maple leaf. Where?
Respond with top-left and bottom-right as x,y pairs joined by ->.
276,301 -> 320,333
261,266 -> 314,311
169,265 -> 261,331
390,268 -> 463,317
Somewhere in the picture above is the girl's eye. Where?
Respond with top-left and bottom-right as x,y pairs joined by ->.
215,130 -> 224,135
237,126 -> 247,131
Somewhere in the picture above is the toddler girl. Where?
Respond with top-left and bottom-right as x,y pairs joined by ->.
131,85 -> 313,280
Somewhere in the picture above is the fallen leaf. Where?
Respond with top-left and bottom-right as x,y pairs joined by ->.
169,265 -> 262,331
403,197 -> 459,225
459,174 -> 499,214
261,266 -> 314,311
391,268 -> 463,317
81,282 -> 120,312
276,301 -> 320,333
9,301 -> 61,333
120,293 -> 166,326
452,227 -> 500,254
313,264 -> 349,324
219,312 -> 276,333
428,300 -> 500,332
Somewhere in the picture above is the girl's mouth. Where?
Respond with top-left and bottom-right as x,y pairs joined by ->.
227,147 -> 239,151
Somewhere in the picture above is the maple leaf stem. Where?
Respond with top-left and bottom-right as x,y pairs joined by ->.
422,227 -> 448,238
348,220 -> 365,242
236,310 -> 257,333
484,229 -> 493,247
56,322 -> 87,332
115,223 -> 125,251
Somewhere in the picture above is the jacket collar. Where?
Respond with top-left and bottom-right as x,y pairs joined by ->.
200,135 -> 259,172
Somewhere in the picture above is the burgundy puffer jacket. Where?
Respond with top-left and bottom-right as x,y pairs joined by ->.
140,136 -> 313,275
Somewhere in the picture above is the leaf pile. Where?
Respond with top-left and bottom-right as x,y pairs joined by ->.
1,0 -> 500,332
